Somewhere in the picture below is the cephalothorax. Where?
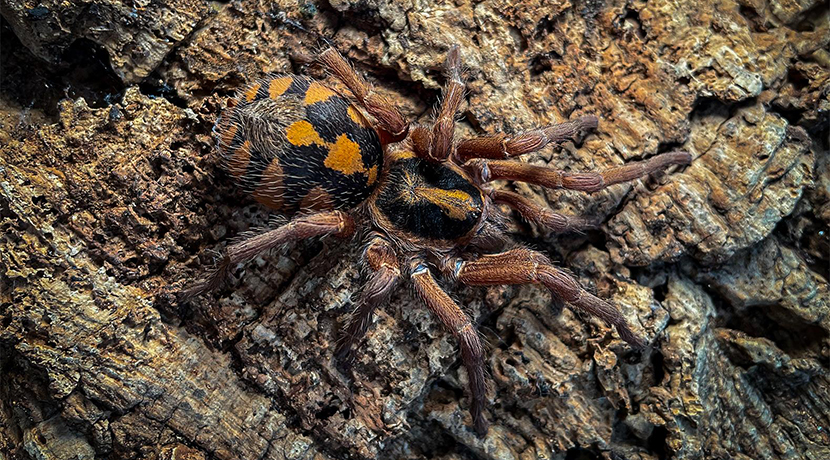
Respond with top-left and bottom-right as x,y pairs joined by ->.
184,46 -> 691,435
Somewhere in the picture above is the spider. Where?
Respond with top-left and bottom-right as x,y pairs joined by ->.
182,45 -> 691,436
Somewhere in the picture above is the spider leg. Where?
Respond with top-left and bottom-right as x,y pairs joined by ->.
449,248 -> 646,348
319,47 -> 409,143
180,211 -> 354,299
467,150 -> 692,192
335,234 -> 401,366
456,116 -> 598,162
490,189 -> 596,233
410,259 -> 489,436
428,45 -> 465,162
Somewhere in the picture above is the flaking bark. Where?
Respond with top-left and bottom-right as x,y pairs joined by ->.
1,0 -> 828,458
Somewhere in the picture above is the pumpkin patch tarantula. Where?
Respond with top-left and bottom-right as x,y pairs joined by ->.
183,45 -> 691,435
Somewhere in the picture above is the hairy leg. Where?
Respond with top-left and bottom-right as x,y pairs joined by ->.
410,260 -> 489,436
318,47 -> 409,143
490,189 -> 595,233
335,235 -> 401,366
456,116 -> 598,162
180,211 -> 354,299
467,150 -> 692,192
428,45 -> 465,162
450,248 -> 645,347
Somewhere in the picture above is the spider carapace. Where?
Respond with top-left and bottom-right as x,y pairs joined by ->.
185,45 -> 692,436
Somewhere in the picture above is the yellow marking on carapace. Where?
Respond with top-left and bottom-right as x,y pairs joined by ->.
390,150 -> 417,161
366,165 -> 378,185
300,186 -> 335,210
227,140 -> 252,179
347,105 -> 371,128
304,82 -> 336,105
252,159 -> 285,210
244,83 -> 262,102
268,76 -> 293,99
325,134 -> 365,175
219,123 -> 238,150
414,187 -> 476,220
286,120 -> 326,147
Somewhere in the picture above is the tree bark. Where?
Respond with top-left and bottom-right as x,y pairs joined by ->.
1,0 -> 828,459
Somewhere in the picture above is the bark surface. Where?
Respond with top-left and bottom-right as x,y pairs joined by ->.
1,0 -> 828,459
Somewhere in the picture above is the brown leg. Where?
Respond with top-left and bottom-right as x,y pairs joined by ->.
456,116 -> 598,162
428,45 -> 465,162
180,211 -> 354,299
452,248 -> 646,347
410,124 -> 431,158
335,235 -> 401,366
490,189 -> 596,233
410,260 -> 489,436
467,150 -> 692,192
319,47 -> 409,143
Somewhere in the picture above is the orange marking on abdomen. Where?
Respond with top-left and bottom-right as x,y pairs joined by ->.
286,122 -> 369,177
269,77 -> 293,99
286,120 -> 326,147
347,105 -> 371,128
325,134 -> 366,175
304,82 -> 336,105
219,123 -> 238,150
252,159 -> 285,210
244,83 -> 261,102
300,186 -> 335,211
227,140 -> 252,179
366,165 -> 378,185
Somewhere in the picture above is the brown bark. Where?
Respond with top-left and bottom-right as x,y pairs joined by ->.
1,0 -> 828,459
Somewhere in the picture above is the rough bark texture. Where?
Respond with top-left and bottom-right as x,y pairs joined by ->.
1,0 -> 828,459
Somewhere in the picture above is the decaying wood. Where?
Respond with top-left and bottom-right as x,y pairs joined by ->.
1,0 -> 828,459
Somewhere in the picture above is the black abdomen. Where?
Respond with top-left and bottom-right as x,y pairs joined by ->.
372,156 -> 484,242
214,75 -> 383,213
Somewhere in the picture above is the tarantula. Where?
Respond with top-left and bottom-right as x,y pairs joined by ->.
183,45 -> 691,435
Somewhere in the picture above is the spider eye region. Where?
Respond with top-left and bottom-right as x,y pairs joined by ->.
374,157 -> 484,242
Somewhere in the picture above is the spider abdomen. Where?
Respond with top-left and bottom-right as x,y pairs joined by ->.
370,155 -> 484,245
214,75 -> 383,213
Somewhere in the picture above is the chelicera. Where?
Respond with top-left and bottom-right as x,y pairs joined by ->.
183,45 -> 691,435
